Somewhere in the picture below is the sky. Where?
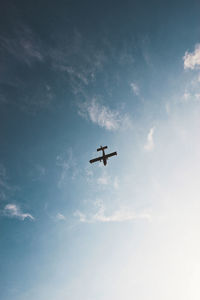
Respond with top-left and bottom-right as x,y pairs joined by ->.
1,0 -> 200,299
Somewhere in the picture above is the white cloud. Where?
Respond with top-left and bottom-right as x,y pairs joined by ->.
144,127 -> 155,151
56,213 -> 66,221
183,44 -> 200,70
78,99 -> 132,131
3,204 -> 34,220
130,82 -> 140,96
74,201 -> 151,223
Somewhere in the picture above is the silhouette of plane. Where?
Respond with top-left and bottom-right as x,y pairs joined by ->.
89,146 -> 117,166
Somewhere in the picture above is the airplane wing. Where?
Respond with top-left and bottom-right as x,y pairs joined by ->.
89,156 -> 103,164
105,151 -> 117,159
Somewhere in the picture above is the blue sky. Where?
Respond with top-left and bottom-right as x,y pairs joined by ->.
1,0 -> 200,299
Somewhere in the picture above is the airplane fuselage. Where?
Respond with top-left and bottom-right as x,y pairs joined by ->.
102,149 -> 107,166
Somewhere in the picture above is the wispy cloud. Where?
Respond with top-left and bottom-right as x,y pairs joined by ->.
130,82 -> 140,96
183,91 -> 191,102
3,204 -> 34,220
78,99 -> 132,131
97,172 -> 110,185
35,164 -> 46,177
113,176 -> 119,189
74,201 -> 151,223
56,148 -> 78,187
183,44 -> 200,70
31,164 -> 46,181
0,164 -> 16,201
97,172 -> 119,190
0,164 -> 8,190
179,73 -> 200,104
74,210 -> 87,222
85,166 -> 94,183
56,213 -> 66,221
49,30 -> 106,92
144,127 -> 155,151
0,26 -> 44,66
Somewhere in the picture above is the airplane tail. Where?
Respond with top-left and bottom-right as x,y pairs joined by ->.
97,146 -> 107,151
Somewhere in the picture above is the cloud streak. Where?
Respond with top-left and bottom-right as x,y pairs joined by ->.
3,204 -> 34,220
56,148 -> 78,187
74,201 -> 151,223
144,127 -> 155,151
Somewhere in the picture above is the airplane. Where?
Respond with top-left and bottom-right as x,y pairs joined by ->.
89,146 -> 117,166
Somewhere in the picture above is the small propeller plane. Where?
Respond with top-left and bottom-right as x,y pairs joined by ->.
89,146 -> 117,166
